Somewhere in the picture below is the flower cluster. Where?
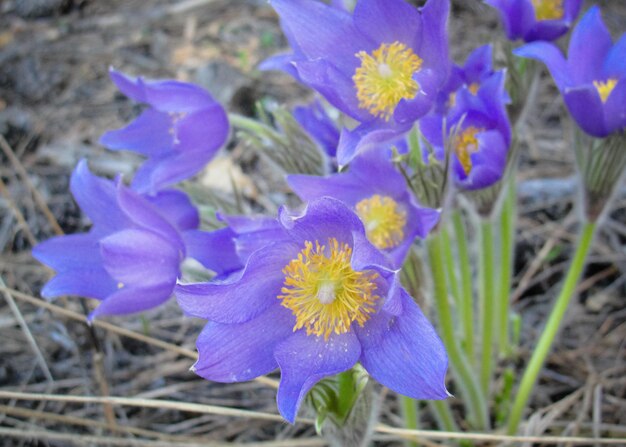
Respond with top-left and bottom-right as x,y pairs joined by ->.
34,0 -> 624,430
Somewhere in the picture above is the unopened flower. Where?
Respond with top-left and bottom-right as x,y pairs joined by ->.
514,6 -> 626,137
485,0 -> 582,42
263,0 -> 450,164
176,198 -> 448,423
33,161 -> 197,319
288,149 -> 439,267
100,69 -> 229,194
421,70 -> 511,190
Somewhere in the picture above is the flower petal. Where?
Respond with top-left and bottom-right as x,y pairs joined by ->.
604,79 -> 626,135
567,6 -> 612,84
193,304 -> 294,382
604,34 -> 626,79
100,229 -> 180,287
514,42 -> 571,90
88,284 -> 174,320
99,109 -> 173,157
175,243 -> 298,323
356,288 -> 449,400
274,331 -> 361,423
353,0 -> 421,46
563,84 -> 608,137
41,268 -> 116,301
182,228 -> 242,276
147,190 -> 199,231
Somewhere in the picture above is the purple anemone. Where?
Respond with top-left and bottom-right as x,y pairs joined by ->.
485,0 -> 583,42
514,6 -> 626,138
293,100 -> 341,161
421,70 -> 511,190
100,69 -> 229,195
175,198 -> 449,423
288,149 -> 439,268
33,161 -> 197,319
262,0 -> 450,163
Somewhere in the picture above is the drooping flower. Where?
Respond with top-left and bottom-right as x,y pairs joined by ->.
421,70 -> 511,190
514,6 -> 626,138
263,0 -> 450,164
176,198 -> 449,423
33,161 -> 196,319
287,149 -> 439,267
485,0 -> 583,42
100,69 -> 230,194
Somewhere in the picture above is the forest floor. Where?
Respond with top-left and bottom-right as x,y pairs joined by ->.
0,0 -> 625,445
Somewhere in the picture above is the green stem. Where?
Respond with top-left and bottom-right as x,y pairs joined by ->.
429,400 -> 458,433
401,396 -> 420,447
452,211 -> 475,359
498,178 -> 516,356
507,221 -> 597,434
479,220 -> 496,397
442,227 -> 462,313
427,232 -> 489,430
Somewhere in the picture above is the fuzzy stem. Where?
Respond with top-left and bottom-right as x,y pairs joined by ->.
497,177 -> 516,356
427,232 -> 489,430
442,227 -> 462,314
452,210 -> 475,359
507,221 -> 596,434
479,220 -> 496,397
401,396 -> 420,447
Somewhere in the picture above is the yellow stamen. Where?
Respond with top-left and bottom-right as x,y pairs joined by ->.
454,126 -> 483,175
355,195 -> 407,250
448,92 -> 457,108
279,238 -> 379,340
468,83 -> 480,95
593,78 -> 618,103
353,42 -> 423,121
531,0 -> 564,21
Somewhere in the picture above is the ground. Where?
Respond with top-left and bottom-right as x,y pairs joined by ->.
0,0 -> 625,445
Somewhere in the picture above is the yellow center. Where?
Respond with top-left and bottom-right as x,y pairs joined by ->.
279,238 -> 379,340
355,195 -> 407,250
593,78 -> 618,103
454,126 -> 483,175
468,83 -> 480,95
531,0 -> 564,21
353,42 -> 423,121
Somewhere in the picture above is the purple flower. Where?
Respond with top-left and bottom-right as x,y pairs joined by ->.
176,198 -> 448,423
514,6 -> 626,137
100,69 -> 230,194
263,0 -> 449,129
288,149 -> 439,268
421,70 -> 511,190
32,161 -> 197,319
485,0 -> 583,42
293,100 -> 340,160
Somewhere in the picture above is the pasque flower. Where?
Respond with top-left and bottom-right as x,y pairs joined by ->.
100,69 -> 229,194
514,6 -> 626,137
176,198 -> 449,423
33,161 -> 197,319
485,0 -> 583,42
421,69 -> 511,190
293,100 -> 340,161
263,0 -> 449,164
288,149 -> 439,268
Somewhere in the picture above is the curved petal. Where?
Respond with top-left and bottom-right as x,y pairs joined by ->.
270,0 -> 367,75
32,233 -> 101,271
463,45 -> 493,84
524,20 -> 568,43
336,122 -> 410,167
175,243 -> 298,323
100,229 -> 181,287
455,130 -> 508,190
485,0 -> 534,41
393,68 -> 440,124
274,331 -> 361,423
88,284 -> 174,320
353,0 -> 421,46
69,160 -> 129,234
563,84 -> 608,137
604,34 -> 626,79
514,42 -> 571,90
109,69 -> 217,113
567,6 -> 612,84
193,304 -> 294,382
182,228 -> 242,276
258,53 -> 301,80
603,79 -> 626,135
99,109 -> 173,157
147,190 -> 199,231
41,268 -> 117,301
415,0 -> 449,78
356,288 -> 449,400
